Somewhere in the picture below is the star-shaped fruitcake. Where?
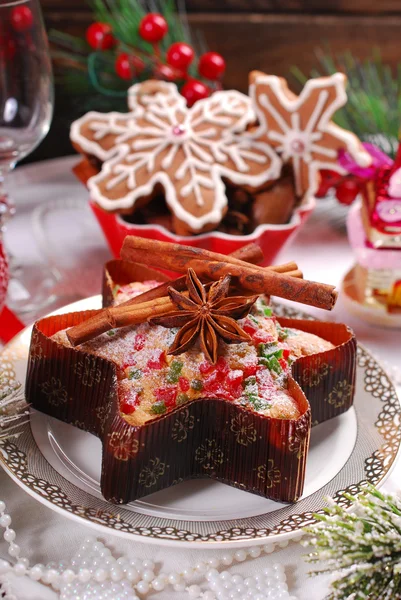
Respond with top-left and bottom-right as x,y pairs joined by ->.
26,264 -> 356,505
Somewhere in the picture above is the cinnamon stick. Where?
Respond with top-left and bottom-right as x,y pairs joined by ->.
67,296 -> 174,347
120,241 -> 337,311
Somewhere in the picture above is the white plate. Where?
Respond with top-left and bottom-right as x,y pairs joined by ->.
0,296 -> 400,548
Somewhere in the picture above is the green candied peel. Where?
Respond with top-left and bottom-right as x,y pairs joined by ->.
253,296 -> 273,318
112,284 -> 120,297
150,401 -> 166,415
191,379 -> 203,391
242,376 -> 271,412
258,343 -> 283,374
177,393 -> 189,405
276,323 -> 292,341
106,330 -> 116,336
166,360 -> 183,383
128,368 -> 142,380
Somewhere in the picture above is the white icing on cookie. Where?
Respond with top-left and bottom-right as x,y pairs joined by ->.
71,82 -> 282,231
250,72 -> 372,200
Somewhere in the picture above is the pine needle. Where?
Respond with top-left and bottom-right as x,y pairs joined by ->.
291,49 -> 400,157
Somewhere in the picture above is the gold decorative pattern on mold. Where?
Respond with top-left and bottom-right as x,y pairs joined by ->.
326,379 -> 353,408
108,431 -> 139,461
171,408 -> 195,443
194,439 -> 224,470
40,377 -> 68,407
256,459 -> 281,489
74,355 -> 103,387
300,363 -> 330,387
139,457 -> 166,488
288,434 -> 306,459
230,413 -> 257,447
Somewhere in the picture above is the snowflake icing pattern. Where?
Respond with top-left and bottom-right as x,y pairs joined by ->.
250,72 -> 371,200
71,81 -> 282,232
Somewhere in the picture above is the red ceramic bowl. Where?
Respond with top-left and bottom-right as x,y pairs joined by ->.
91,196 -> 315,267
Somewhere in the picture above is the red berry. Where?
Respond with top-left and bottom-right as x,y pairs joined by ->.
147,349 -> 166,370
181,80 -> 211,107
155,385 -> 177,407
139,13 -> 168,43
179,377 -> 190,392
335,179 -> 360,206
10,6 -> 33,32
167,42 -> 194,70
86,22 -> 115,50
120,390 -> 140,414
154,63 -> 178,81
115,53 -> 145,80
198,52 -> 226,81
133,333 -> 146,351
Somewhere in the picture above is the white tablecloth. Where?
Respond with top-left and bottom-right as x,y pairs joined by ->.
2,156 -> 401,600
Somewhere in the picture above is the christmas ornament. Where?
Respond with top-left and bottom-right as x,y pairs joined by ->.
86,22 -> 115,51
138,13 -> 168,43
10,5 -> 33,32
166,41 -> 194,70
335,178 -> 360,205
198,51 -> 226,81
181,79 -> 211,106
303,485 -> 401,600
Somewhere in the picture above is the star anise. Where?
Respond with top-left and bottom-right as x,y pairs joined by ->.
149,269 -> 258,364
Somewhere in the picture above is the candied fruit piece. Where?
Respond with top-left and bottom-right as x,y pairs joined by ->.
155,385 -> 177,408
179,377 -> 190,392
147,349 -> 167,370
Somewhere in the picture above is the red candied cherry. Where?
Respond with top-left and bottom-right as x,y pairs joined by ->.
181,80 -> 211,107
166,42 -> 194,70
215,356 -> 229,375
252,330 -> 275,345
179,377 -> 190,392
335,178 -> 361,206
199,360 -> 213,375
155,385 -> 177,408
243,364 -> 257,378
133,333 -> 146,351
115,53 -> 145,80
120,390 -> 140,415
242,320 -> 257,336
10,6 -> 33,32
147,349 -> 167,370
316,169 -> 342,198
225,370 -> 243,399
139,13 -> 168,43
86,22 -> 115,50
282,348 -> 291,360
279,358 -> 288,371
198,51 -> 226,81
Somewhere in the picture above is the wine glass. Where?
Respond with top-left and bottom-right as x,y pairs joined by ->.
0,0 -> 54,314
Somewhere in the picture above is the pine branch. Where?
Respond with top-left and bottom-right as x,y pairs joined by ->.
292,49 -> 401,158
303,486 -> 401,599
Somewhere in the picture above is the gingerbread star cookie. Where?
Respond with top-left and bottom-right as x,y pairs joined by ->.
71,81 -> 282,235
249,71 -> 372,200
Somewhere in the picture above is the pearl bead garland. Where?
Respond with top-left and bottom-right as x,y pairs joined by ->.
0,499 -> 299,599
